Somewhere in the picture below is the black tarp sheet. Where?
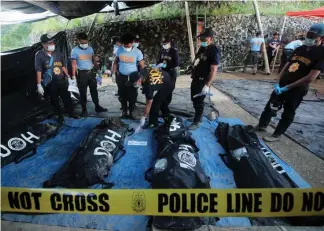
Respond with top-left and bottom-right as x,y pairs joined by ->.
1,1 -> 160,19
1,31 -> 70,133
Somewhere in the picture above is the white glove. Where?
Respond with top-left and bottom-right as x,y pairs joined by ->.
194,58 -> 200,67
112,73 -> 116,83
140,116 -> 146,126
135,116 -> 146,133
71,76 -> 76,80
109,57 -> 115,61
37,84 -> 44,95
201,85 -> 210,95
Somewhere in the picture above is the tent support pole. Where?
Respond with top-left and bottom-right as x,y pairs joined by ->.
253,0 -> 270,75
272,16 -> 287,73
185,1 -> 195,62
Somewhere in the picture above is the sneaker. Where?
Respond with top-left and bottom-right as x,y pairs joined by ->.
263,135 -> 281,142
81,109 -> 88,117
95,105 -> 108,113
188,122 -> 201,130
253,124 -> 267,132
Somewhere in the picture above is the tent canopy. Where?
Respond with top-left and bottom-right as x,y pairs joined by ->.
1,1 -> 160,20
286,6 -> 324,18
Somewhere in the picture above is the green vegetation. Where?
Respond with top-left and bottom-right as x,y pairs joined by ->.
1,1 -> 324,52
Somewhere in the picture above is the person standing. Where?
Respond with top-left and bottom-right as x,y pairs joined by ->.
243,31 -> 265,75
254,23 -> 324,142
189,28 -> 220,130
71,32 -> 107,117
35,34 -> 79,122
279,35 -> 305,72
157,36 -> 180,103
112,33 -> 145,119
266,32 -> 281,67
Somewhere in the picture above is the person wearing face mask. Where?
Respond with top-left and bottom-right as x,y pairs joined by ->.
133,35 -> 144,71
279,35 -> 305,73
112,33 -> 145,119
266,32 -> 282,67
35,34 -> 79,121
157,36 -> 180,104
188,28 -> 220,130
254,23 -> 324,142
71,32 -> 107,117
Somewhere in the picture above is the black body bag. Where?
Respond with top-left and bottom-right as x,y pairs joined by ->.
1,122 -> 60,167
216,122 -> 296,188
44,118 -> 128,188
215,122 -> 324,226
146,116 -> 217,230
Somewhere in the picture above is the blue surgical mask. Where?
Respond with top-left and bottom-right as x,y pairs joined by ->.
304,38 -> 316,47
201,42 -> 208,47
133,43 -> 139,48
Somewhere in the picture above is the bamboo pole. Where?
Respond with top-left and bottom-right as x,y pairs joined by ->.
253,0 -> 270,74
185,1 -> 195,62
272,16 -> 287,73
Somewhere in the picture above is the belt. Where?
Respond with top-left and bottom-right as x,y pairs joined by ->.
284,48 -> 293,51
78,69 -> 92,73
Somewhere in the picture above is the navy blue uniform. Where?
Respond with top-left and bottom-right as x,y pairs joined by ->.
142,70 -> 174,125
157,47 -> 180,104
35,50 -> 74,116
259,45 -> 324,135
191,44 -> 221,123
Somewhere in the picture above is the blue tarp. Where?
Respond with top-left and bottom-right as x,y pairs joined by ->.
1,116 -> 310,230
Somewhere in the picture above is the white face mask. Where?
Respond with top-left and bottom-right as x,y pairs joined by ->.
162,44 -> 170,50
79,43 -> 88,49
47,45 -> 55,51
124,46 -> 132,52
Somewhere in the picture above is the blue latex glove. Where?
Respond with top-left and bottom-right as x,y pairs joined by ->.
162,63 -> 167,68
279,86 -> 289,93
274,84 -> 281,95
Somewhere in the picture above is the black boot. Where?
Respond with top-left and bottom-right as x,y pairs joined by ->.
95,104 -> 108,113
120,108 -> 128,119
81,108 -> 88,117
68,111 -> 80,119
128,109 -> 136,120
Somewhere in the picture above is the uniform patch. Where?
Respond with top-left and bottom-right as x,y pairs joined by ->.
178,150 -> 197,169
288,63 -> 300,72
131,192 -> 146,213
53,67 -> 61,75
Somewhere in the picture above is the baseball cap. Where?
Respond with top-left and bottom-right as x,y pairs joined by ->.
40,34 -> 53,43
308,23 -> 324,37
198,28 -> 215,38
162,36 -> 171,43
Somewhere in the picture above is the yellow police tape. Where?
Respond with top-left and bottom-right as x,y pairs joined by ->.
1,187 -> 323,217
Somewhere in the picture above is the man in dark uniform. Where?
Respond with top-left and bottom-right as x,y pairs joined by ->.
157,36 -> 180,103
35,34 -> 79,121
255,23 -> 324,142
189,28 -> 221,130
266,32 -> 281,67
136,67 -> 175,130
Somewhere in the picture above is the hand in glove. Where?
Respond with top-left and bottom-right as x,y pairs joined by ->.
37,84 -> 44,95
279,86 -> 289,94
135,116 -> 146,133
201,85 -> 210,95
274,84 -> 281,95
162,63 -> 167,68
112,73 -> 116,83
68,77 -> 77,86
